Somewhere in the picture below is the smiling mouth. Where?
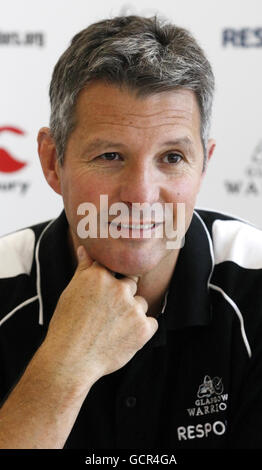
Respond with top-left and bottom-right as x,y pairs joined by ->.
110,222 -> 157,230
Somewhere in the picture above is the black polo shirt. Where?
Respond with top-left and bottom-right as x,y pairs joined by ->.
1,209 -> 262,449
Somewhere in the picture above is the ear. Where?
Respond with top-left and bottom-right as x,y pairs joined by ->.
206,138 -> 216,167
200,138 -> 216,181
37,127 -> 62,195
207,139 -> 216,164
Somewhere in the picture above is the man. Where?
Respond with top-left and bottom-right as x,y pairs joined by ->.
0,15 -> 262,449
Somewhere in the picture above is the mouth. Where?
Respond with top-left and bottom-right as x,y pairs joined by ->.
108,221 -> 163,238
111,222 -> 156,229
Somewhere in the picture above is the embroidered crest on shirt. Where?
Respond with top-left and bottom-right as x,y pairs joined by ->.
186,375 -> 228,418
197,375 -> 224,398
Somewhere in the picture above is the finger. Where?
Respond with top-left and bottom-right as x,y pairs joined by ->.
146,316 -> 159,336
134,295 -> 148,312
76,245 -> 94,271
114,273 -> 139,283
126,275 -> 139,284
119,276 -> 139,296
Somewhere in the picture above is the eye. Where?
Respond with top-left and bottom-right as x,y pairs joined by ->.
98,152 -> 121,161
162,152 -> 183,164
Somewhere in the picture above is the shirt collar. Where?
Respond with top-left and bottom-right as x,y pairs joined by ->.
38,210 -> 213,331
38,211 -> 75,327
164,210 -> 213,331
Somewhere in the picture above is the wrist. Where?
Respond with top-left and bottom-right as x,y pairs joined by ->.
36,338 -> 102,401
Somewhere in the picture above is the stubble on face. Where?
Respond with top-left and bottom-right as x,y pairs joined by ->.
59,81 -> 206,277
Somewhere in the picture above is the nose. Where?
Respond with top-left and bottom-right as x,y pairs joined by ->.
119,161 -> 160,205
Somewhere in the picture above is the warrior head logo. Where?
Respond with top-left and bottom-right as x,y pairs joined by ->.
197,375 -> 224,399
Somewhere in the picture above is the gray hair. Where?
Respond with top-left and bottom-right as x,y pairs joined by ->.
49,15 -> 214,166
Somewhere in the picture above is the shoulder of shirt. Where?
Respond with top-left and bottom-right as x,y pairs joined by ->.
194,207 -> 262,270
0,220 -> 52,279
194,208 -> 262,360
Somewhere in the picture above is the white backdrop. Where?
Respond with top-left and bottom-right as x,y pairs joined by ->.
1,0 -> 262,236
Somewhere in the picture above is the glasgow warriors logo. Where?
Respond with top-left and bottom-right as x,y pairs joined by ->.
197,375 -> 224,399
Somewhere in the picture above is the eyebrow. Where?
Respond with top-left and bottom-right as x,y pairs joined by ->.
83,136 -> 194,154
161,137 -> 194,149
83,138 -> 126,154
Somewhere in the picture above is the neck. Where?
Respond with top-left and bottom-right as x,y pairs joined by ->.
68,230 -> 179,318
136,249 -> 179,318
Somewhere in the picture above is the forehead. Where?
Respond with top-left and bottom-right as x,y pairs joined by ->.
74,81 -> 201,134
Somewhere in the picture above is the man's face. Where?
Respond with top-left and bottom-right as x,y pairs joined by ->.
54,81 -> 213,276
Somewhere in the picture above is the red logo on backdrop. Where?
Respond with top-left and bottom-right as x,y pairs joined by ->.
0,126 -> 27,173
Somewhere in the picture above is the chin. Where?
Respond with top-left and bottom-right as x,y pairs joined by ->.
86,242 -> 164,277
101,256 -> 157,277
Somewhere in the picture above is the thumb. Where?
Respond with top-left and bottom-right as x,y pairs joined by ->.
76,245 -> 94,270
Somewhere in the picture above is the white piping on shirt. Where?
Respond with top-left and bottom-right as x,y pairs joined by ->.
0,295 -> 38,327
0,210 -> 253,359
35,218 -> 56,325
161,290 -> 169,314
194,210 -> 252,359
0,218 -> 55,328
195,205 -> 256,228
